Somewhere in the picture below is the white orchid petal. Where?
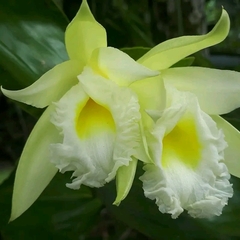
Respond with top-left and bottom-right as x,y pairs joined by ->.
50,84 -> 115,188
1,60 -> 82,108
50,67 -> 141,188
90,47 -> 159,86
138,9 -> 229,70
212,115 -> 240,178
10,104 -> 61,221
162,67 -> 240,115
65,0 -> 107,63
141,87 -> 233,218
79,68 -> 141,180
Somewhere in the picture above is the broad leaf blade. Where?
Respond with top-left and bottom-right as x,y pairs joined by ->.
0,0 -> 68,90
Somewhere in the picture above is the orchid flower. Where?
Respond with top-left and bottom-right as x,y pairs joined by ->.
1,0 -> 158,220
127,10 -> 240,218
2,0 -> 240,222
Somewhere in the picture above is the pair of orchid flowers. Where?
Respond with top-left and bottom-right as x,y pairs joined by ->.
2,0 -> 240,221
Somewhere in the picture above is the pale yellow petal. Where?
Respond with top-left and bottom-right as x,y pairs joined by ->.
65,0 -> 107,63
10,104 -> 61,221
138,9 -> 229,70
114,157 -> 138,206
162,67 -> 240,115
1,60 -> 82,108
90,47 -> 159,86
212,115 -> 240,178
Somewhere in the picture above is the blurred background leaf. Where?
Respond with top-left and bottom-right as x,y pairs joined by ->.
0,170 -> 104,240
0,0 -> 68,90
99,163 -> 240,240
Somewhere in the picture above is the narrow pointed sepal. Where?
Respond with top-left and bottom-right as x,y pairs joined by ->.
65,0 -> 107,63
1,60 -> 82,108
138,9 -> 230,70
113,158 -> 138,206
212,115 -> 240,178
10,104 -> 62,221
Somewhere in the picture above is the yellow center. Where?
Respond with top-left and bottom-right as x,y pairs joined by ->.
162,116 -> 202,169
75,99 -> 116,139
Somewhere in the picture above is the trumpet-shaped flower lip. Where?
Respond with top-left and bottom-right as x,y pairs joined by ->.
162,67 -> 240,115
141,87 -> 233,218
138,9 -> 229,70
65,0 -> 107,63
50,67 -> 141,189
162,114 -> 202,169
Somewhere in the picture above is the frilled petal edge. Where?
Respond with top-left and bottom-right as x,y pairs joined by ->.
50,67 -> 141,189
140,87 -> 233,218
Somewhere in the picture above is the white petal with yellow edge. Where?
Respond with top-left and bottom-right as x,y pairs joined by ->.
50,67 -> 141,189
140,87 -> 233,218
162,67 -> 240,115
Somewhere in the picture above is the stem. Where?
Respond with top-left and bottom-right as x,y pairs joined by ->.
176,0 -> 184,36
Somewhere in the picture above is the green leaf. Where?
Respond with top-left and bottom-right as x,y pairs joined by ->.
0,0 -> 68,90
171,56 -> 195,68
0,171 -> 103,240
0,165 -> 14,185
121,47 -> 150,61
196,176 -> 240,237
